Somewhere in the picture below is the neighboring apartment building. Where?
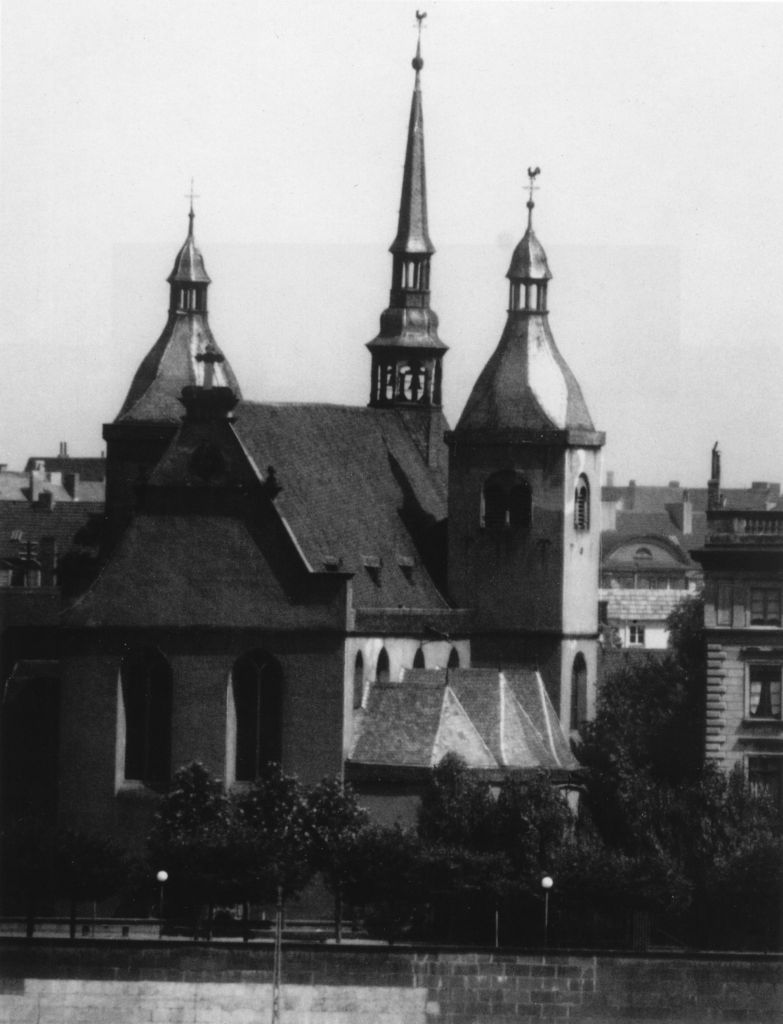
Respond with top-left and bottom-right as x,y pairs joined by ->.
600,475 -> 780,650
692,454 -> 783,809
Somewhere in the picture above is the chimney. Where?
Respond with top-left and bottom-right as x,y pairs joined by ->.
59,442 -> 68,458
64,471 -> 80,499
606,470 -> 615,488
29,461 -> 45,502
668,480 -> 680,488
708,442 -> 721,511
669,490 -> 693,535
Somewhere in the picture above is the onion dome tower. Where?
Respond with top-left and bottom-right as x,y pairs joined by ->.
103,198 -> 241,539
367,14 -> 447,426
446,170 -> 605,730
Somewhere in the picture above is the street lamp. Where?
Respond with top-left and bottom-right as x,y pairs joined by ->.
540,875 -> 553,949
156,870 -> 168,938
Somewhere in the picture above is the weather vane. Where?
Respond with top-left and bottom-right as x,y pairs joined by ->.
416,10 -> 427,34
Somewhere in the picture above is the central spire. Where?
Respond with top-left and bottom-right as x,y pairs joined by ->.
389,12 -> 434,258
367,12 -> 446,410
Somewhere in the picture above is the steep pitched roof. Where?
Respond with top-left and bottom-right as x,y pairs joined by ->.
233,402 -> 450,610
62,513 -> 343,630
349,668 -> 578,773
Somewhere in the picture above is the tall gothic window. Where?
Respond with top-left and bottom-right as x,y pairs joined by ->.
232,651 -> 283,781
482,471 -> 532,530
121,648 -> 172,790
413,647 -> 425,669
376,647 -> 390,683
447,647 -> 460,669
574,475 -> 590,530
570,653 -> 588,732
353,652 -> 364,710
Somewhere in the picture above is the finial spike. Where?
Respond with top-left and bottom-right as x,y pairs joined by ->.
412,10 -> 426,75
185,178 -> 200,233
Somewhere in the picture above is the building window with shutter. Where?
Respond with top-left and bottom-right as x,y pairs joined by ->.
749,588 -> 781,626
747,663 -> 782,720
716,582 -> 733,626
629,623 -> 645,646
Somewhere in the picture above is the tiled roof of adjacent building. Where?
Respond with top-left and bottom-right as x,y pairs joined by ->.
0,502 -> 103,563
599,587 -> 691,620
349,668 -> 578,773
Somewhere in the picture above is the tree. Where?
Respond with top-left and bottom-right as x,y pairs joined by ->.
307,777 -> 369,941
232,763 -> 315,907
147,762 -> 237,936
340,824 -> 425,943
418,753 -> 496,850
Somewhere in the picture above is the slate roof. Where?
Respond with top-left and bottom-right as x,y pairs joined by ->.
349,668 -> 578,773
0,502 -> 103,563
602,484 -> 780,514
117,315 -> 241,423
233,402 -> 450,610
599,587 -> 691,621
454,314 -> 599,440
62,514 -> 339,630
23,457 -> 106,482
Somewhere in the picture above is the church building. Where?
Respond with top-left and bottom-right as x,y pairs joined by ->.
2,30 -> 602,852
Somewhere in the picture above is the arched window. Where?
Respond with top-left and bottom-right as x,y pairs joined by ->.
232,650 -> 283,781
121,647 -> 172,790
570,653 -> 588,732
482,471 -> 532,529
376,647 -> 390,683
353,652 -> 364,710
574,475 -> 590,530
447,647 -> 460,669
413,647 -> 425,669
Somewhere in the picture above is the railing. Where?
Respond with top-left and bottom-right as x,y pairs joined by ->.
706,510 -> 783,543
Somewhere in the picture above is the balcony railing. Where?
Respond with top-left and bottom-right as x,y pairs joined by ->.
706,509 -> 783,544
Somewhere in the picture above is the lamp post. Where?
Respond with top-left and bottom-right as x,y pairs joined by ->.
156,870 -> 168,939
540,875 -> 553,950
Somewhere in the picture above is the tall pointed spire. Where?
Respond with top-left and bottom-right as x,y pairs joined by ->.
390,12 -> 434,257
368,11 -> 446,411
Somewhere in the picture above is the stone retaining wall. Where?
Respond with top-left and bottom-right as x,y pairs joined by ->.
0,941 -> 780,1023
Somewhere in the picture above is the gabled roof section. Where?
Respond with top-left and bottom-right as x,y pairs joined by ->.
233,402 -> 450,609
62,514 -> 344,630
349,667 -> 578,773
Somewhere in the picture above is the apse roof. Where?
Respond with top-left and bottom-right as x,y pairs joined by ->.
350,667 -> 578,772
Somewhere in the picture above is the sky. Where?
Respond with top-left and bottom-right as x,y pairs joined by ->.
1,0 -> 782,488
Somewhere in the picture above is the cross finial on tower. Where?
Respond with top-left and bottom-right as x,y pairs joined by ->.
185,178 -> 200,234
526,166 -> 541,226
413,10 -> 426,73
